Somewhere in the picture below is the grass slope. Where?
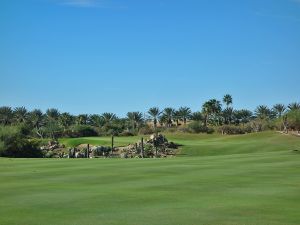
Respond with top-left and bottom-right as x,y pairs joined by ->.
0,132 -> 300,225
60,131 -> 300,156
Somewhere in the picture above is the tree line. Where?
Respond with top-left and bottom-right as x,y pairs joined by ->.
0,95 -> 299,140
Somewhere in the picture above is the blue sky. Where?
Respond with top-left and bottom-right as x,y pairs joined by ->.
0,0 -> 299,116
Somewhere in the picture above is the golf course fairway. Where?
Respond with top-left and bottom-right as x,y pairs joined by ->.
1,132 -> 300,225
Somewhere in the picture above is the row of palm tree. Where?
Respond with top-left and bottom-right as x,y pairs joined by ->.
254,103 -> 300,120
147,106 -> 192,129
0,94 -> 299,137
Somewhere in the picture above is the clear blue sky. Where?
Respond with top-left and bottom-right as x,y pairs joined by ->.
1,0 -> 299,116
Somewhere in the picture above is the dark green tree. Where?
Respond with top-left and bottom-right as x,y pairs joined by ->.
255,105 -> 274,120
288,102 -> 300,111
101,113 -> 117,125
202,99 -> 222,126
177,107 -> 192,125
13,107 -> 28,124
272,104 -> 286,118
127,112 -> 143,130
222,107 -> 234,125
0,106 -> 13,125
223,94 -> 233,107
163,108 -> 175,127
191,111 -> 203,122
45,108 -> 60,139
76,114 -> 89,125
234,109 -> 253,126
89,114 -> 104,127
28,109 -> 45,138
148,107 -> 161,130
59,112 -> 74,131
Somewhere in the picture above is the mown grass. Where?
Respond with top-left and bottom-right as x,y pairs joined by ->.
60,131 -> 300,156
1,132 -> 300,225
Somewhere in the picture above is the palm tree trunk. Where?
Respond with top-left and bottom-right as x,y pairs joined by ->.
154,119 -> 158,135
36,127 -> 43,139
204,115 -> 208,127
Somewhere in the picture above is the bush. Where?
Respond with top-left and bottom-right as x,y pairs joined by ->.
218,125 -> 252,135
139,125 -> 154,135
44,150 -> 54,158
287,110 -> 300,131
243,124 -> 253,133
0,126 -> 43,157
177,126 -> 190,133
71,125 -> 98,137
206,127 -> 215,134
119,130 -> 135,136
188,122 -> 214,134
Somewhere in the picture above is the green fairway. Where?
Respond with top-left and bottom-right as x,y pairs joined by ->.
60,131 -> 300,157
1,132 -> 300,225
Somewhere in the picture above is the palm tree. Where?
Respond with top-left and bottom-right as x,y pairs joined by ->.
191,111 -> 203,122
127,112 -> 143,130
288,102 -> 300,111
13,106 -> 28,124
202,102 -> 210,127
46,108 -> 60,139
273,104 -> 286,118
255,105 -> 273,120
89,114 -> 104,127
177,107 -> 192,125
222,107 -> 234,124
101,112 -> 117,125
202,99 -> 222,126
46,108 -> 60,121
234,109 -> 253,126
28,109 -> 45,138
173,110 -> 181,126
158,114 -> 167,127
148,107 -> 161,130
59,112 -> 74,131
0,106 -> 13,125
76,114 -> 89,125
223,94 -> 233,107
163,107 -> 175,127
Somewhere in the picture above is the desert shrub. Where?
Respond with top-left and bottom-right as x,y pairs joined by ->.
139,125 -> 154,135
286,110 -> 300,131
243,124 -> 253,133
119,130 -> 135,136
92,127 -> 103,136
177,126 -> 190,133
43,121 -> 63,139
206,127 -> 215,134
61,128 -> 75,138
188,122 -> 206,133
143,144 -> 154,157
250,118 -> 276,132
187,122 -> 215,134
71,125 -> 98,137
101,121 -> 126,136
262,120 -> 277,131
105,128 -> 122,136
0,126 -> 43,157
218,125 -> 254,135
273,117 -> 287,131
44,150 -> 54,158
218,125 -> 245,135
